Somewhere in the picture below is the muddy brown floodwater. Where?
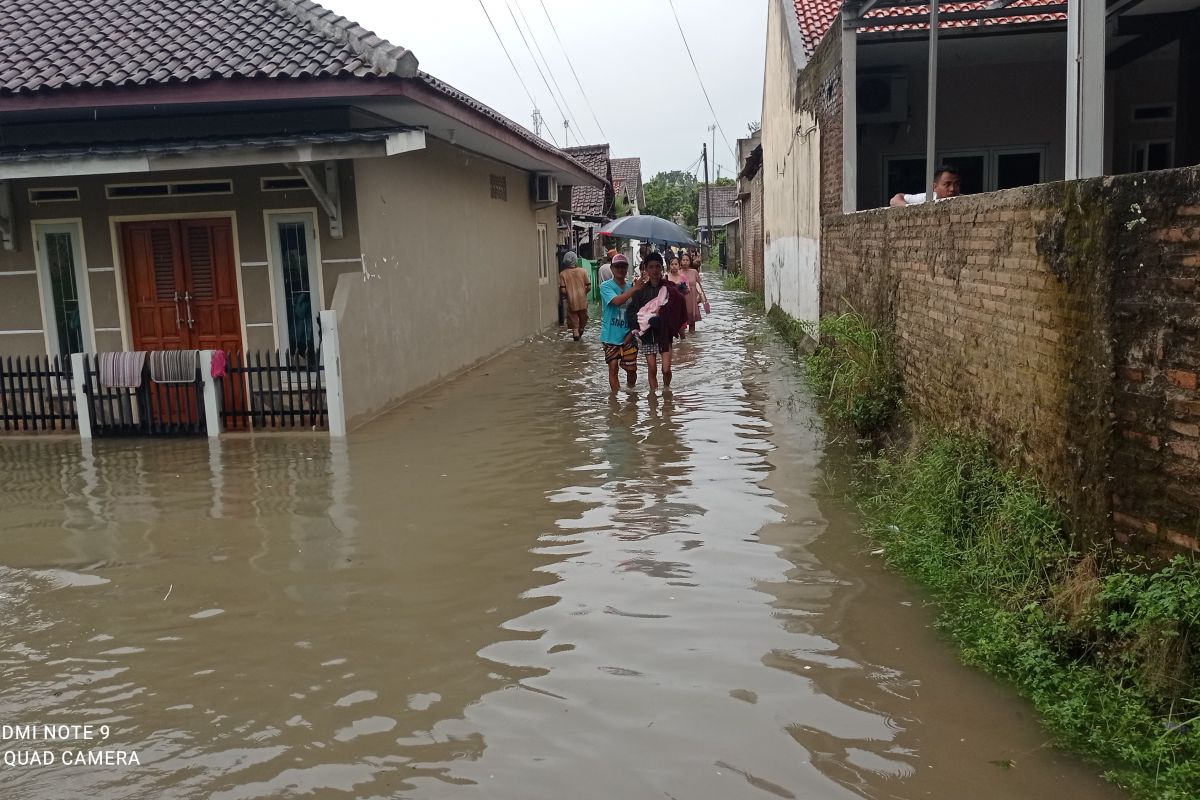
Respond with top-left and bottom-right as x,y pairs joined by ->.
0,288 -> 1127,800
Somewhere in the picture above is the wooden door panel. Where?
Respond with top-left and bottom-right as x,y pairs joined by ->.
180,219 -> 242,354
122,222 -> 188,352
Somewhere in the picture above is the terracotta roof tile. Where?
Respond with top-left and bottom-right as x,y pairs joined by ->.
793,0 -> 1067,58
610,156 -> 643,205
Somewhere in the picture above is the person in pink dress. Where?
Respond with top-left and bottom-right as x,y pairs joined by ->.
679,252 -> 706,335
665,256 -> 690,339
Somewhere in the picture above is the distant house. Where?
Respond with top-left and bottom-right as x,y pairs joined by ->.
697,185 -> 739,246
0,0 -> 599,432
736,133 -> 764,291
610,157 -> 645,215
761,0 -> 1200,326
560,144 -> 615,259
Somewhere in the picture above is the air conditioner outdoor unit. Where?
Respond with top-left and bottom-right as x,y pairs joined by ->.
857,72 -> 909,124
531,173 -> 559,204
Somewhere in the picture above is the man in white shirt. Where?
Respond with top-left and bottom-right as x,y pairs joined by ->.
890,165 -> 962,207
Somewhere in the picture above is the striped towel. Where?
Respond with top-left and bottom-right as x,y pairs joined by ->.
98,351 -> 147,389
149,350 -> 199,384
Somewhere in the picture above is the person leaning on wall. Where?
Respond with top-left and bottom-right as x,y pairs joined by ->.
889,165 -> 963,207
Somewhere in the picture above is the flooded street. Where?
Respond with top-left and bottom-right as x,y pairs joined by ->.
0,289 -> 1124,800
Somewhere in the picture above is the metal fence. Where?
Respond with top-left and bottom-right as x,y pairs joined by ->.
0,355 -> 77,432
219,349 -> 327,431
81,355 -> 206,437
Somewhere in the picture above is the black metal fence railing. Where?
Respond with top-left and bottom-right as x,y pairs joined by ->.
83,355 -> 206,437
219,349 -> 327,431
0,355 -> 77,432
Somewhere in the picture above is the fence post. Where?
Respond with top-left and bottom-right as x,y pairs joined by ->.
199,350 -> 221,438
320,309 -> 347,437
70,353 -> 92,439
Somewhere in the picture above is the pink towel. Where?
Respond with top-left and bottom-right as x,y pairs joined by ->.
635,287 -> 669,335
210,349 -> 228,379
98,351 -> 147,389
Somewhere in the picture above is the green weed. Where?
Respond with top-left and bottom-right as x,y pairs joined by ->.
722,272 -> 749,291
860,432 -> 1200,799
802,312 -> 900,435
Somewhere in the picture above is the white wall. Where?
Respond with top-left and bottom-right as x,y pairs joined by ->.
761,0 -> 823,325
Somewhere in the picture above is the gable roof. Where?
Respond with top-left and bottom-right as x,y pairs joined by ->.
698,185 -> 739,223
793,0 -> 1068,60
610,157 -> 643,200
563,143 -> 612,218
0,0 -> 417,95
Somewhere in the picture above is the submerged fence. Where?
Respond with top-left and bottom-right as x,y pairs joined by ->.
219,349 -> 327,431
0,355 -> 77,432
80,354 -> 206,437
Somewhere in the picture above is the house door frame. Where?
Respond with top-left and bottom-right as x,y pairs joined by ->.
109,211 -> 248,354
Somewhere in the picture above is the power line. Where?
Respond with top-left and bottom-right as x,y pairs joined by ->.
475,0 -> 558,147
503,0 -> 571,143
512,0 -> 585,144
538,0 -> 609,141
664,0 -> 736,161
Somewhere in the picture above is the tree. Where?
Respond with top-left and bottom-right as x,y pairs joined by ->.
714,177 -> 735,187
643,170 -> 699,228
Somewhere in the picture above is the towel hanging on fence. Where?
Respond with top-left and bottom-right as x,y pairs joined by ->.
98,351 -> 147,389
149,350 -> 199,384
210,349 -> 228,379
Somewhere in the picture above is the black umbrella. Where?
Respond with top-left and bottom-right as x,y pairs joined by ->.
598,215 -> 699,248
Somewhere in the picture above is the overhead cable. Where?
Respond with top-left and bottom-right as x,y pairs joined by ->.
664,0 -> 737,161
538,0 -> 609,141
475,0 -> 558,146
512,0 -> 586,143
503,0 -> 571,142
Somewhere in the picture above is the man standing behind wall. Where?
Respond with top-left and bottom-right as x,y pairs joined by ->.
889,165 -> 963,207
559,251 -> 592,341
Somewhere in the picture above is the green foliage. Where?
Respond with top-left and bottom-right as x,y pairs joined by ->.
722,272 -> 748,291
714,176 -> 736,187
802,313 -> 900,434
613,194 -> 631,218
861,433 -> 1200,799
644,170 -> 699,228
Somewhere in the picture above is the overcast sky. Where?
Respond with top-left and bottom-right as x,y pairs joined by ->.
333,0 -> 768,180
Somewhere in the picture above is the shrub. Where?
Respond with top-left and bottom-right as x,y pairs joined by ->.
803,312 -> 900,435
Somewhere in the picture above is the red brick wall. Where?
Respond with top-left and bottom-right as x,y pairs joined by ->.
746,171 -> 765,293
821,168 -> 1200,555
805,30 -> 843,219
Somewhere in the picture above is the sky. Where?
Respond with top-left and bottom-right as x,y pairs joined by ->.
332,0 -> 768,180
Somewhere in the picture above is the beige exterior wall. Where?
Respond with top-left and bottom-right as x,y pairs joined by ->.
0,162 -> 360,357
761,0 -> 823,325
334,138 -> 560,428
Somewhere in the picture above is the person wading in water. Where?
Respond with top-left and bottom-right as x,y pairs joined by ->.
626,252 -> 687,391
600,254 -> 640,391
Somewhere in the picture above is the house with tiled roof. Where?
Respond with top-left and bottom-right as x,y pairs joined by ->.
560,144 -> 615,258
610,157 -> 645,215
0,0 -> 600,433
759,0 -> 1200,327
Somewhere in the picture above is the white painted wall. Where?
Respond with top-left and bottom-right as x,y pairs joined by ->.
761,0 -> 823,326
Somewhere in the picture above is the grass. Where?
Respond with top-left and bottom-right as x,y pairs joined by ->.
861,432 -> 1200,799
722,272 -> 748,291
799,312 -> 900,435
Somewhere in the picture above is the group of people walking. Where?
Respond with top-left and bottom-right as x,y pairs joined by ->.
559,243 -> 709,392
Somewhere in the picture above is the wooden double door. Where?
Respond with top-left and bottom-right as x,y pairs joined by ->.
121,219 -> 243,355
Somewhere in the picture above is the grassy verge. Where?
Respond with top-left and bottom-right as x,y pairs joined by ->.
722,272 -> 748,291
795,310 -> 1200,799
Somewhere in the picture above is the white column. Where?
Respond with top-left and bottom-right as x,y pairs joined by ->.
1066,0 -> 1106,179
841,15 -> 858,213
199,350 -> 221,438
320,309 -> 347,437
70,352 -> 92,440
926,0 -> 940,189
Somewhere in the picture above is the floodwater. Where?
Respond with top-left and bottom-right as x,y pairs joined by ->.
0,289 -> 1126,800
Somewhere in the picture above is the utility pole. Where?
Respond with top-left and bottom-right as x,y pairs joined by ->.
532,108 -> 543,137
702,142 -> 713,269
563,119 -> 570,147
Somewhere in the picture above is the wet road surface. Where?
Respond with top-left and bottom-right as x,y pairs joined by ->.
0,289 -> 1126,799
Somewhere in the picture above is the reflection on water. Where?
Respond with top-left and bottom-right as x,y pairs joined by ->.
0,291 -> 1124,800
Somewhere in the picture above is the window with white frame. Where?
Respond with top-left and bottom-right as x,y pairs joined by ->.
537,223 -> 549,284
268,213 -> 320,354
1132,140 -> 1174,173
33,222 -> 91,358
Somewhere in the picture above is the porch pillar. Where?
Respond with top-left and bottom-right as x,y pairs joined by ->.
926,0 -> 940,189
1177,13 -> 1200,168
320,309 -> 347,437
1066,0 -> 1106,179
841,14 -> 858,213
70,352 -> 92,439
199,350 -> 222,438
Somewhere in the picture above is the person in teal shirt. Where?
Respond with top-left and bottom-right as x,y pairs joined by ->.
599,254 -> 643,391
